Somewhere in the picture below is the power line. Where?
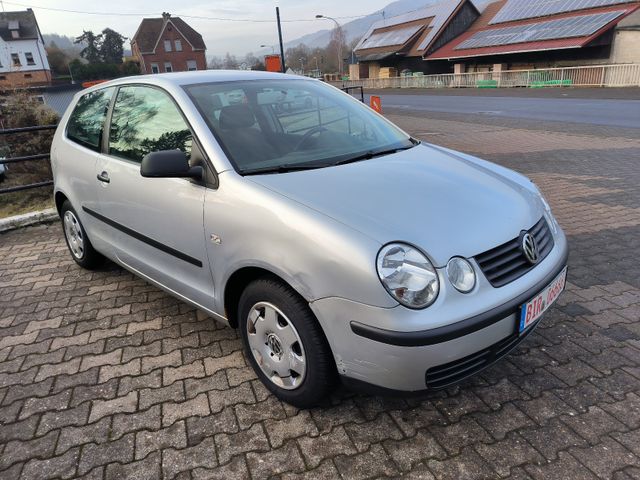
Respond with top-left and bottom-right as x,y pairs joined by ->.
0,0 -> 368,23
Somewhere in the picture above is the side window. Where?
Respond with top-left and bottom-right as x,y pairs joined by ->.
66,87 -> 114,151
108,86 -> 192,163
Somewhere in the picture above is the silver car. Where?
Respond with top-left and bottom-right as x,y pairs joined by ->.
51,71 -> 568,407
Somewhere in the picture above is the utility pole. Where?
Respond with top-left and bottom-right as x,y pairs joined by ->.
276,7 -> 286,73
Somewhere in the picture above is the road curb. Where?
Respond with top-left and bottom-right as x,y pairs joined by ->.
0,208 -> 58,233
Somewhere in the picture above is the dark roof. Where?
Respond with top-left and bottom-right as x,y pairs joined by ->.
426,0 -> 640,60
0,9 -> 41,42
132,16 -> 206,53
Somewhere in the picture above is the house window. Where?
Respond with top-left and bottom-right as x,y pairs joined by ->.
164,40 -> 172,52
186,60 -> 197,71
11,53 -> 21,66
150,63 -> 159,74
24,73 -> 32,78
164,62 -> 173,73
174,40 -> 182,51
0,76 -> 6,80
25,52 -> 35,66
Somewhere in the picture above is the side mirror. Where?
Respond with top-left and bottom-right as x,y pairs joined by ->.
140,150 -> 203,180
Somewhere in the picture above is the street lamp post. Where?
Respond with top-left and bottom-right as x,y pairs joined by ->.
315,14 -> 342,76
299,58 -> 305,75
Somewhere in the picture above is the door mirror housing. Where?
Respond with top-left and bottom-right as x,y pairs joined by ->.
140,150 -> 203,180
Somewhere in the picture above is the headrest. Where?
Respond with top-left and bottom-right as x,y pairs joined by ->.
219,104 -> 256,130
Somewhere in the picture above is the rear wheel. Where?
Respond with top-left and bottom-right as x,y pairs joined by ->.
238,277 -> 336,407
61,200 -> 103,269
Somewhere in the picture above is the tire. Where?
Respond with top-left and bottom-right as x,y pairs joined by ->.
238,277 -> 336,407
60,200 -> 104,270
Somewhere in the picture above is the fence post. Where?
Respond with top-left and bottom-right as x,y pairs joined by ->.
601,66 -> 606,87
526,70 -> 531,88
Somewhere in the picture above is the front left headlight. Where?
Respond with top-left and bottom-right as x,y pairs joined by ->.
376,243 -> 439,309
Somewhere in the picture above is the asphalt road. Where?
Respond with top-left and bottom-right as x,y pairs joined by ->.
368,92 -> 640,128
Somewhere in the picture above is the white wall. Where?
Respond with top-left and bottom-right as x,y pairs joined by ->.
0,36 -> 50,74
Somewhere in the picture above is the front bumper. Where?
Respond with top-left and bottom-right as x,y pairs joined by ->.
310,232 -> 569,392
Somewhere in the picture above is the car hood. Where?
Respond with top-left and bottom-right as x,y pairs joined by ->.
248,144 -> 543,267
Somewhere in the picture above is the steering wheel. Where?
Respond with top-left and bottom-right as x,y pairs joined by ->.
294,126 -> 328,151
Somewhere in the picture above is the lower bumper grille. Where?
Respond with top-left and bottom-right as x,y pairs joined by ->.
425,323 -> 536,389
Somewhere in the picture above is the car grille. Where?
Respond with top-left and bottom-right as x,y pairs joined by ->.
425,326 -> 534,389
475,217 -> 554,288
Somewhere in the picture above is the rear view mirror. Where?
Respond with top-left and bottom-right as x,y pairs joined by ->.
140,150 -> 202,180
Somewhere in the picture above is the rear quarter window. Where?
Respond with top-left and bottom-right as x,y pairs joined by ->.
66,87 -> 114,151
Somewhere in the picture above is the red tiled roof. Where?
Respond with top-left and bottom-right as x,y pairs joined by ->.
425,1 -> 640,60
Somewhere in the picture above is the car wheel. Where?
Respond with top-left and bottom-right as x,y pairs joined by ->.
61,200 -> 103,269
238,277 -> 336,407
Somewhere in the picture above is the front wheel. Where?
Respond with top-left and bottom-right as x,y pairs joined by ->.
238,278 -> 336,407
60,200 -> 103,270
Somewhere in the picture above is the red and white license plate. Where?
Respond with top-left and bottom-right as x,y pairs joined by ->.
519,267 -> 567,334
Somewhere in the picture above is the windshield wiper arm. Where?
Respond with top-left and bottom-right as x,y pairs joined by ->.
333,145 -> 416,167
241,163 -> 329,175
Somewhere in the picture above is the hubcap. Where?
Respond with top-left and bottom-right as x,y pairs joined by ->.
246,302 -> 306,390
63,211 -> 85,260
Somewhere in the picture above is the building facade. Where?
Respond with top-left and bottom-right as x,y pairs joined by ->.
353,0 -> 481,79
0,9 -> 51,88
131,13 -> 207,75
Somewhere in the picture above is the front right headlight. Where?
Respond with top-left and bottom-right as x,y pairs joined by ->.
376,243 -> 440,309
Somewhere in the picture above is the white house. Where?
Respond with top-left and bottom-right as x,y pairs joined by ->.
0,9 -> 51,88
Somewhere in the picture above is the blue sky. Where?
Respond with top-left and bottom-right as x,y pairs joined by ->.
17,0 -> 392,56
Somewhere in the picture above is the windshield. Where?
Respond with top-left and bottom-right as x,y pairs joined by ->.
184,79 -> 414,174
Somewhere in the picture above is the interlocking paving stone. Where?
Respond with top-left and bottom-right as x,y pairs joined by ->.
2,98 -> 640,479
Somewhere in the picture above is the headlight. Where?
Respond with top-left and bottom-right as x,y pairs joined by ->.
446,257 -> 476,293
376,243 -> 439,309
537,190 -> 558,234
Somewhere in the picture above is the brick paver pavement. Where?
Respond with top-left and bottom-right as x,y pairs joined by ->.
1,99 -> 640,479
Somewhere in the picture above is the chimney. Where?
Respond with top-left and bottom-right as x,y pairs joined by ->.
162,12 -> 171,22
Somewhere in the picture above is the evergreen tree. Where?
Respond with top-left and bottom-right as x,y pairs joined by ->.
100,28 -> 127,64
75,30 -> 102,64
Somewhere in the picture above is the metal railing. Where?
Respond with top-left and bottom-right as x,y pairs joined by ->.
333,64 -> 640,90
0,124 -> 57,194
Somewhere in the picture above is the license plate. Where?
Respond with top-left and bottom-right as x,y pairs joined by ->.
519,267 -> 567,334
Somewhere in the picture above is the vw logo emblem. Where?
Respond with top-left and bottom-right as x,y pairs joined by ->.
266,333 -> 283,359
522,233 -> 539,265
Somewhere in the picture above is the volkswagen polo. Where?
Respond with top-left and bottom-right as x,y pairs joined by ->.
51,71 -> 568,407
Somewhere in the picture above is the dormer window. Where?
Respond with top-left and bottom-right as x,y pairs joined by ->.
9,20 -> 19,39
164,40 -> 172,52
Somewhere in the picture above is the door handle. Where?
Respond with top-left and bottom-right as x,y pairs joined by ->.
97,171 -> 110,183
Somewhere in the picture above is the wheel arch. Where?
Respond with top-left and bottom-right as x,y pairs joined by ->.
223,266 -> 310,329
54,190 -> 69,217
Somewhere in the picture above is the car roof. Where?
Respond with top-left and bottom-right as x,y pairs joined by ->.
82,70 -> 316,95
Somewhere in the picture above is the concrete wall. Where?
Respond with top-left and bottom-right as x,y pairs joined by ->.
611,30 -> 640,64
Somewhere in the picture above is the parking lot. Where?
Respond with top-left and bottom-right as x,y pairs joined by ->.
2,90 -> 640,479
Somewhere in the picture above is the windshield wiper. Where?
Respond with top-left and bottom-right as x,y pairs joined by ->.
332,144 -> 417,167
241,163 -> 330,176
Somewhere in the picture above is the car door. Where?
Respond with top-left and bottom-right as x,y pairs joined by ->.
58,87 -> 115,254
92,84 -> 215,311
